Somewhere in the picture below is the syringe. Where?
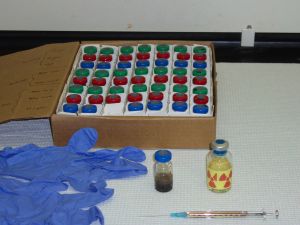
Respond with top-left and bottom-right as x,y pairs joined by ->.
143,210 -> 279,219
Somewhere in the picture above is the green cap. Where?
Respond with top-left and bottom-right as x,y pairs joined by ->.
154,67 -> 168,75
138,44 -> 151,53
84,46 -> 97,55
156,44 -> 170,52
133,84 -> 147,92
174,45 -> 187,53
193,46 -> 207,54
173,68 -> 187,76
135,67 -> 148,76
109,86 -> 124,94
75,68 -> 90,77
173,84 -> 188,93
100,47 -> 114,55
120,46 -> 134,54
114,69 -> 128,77
88,86 -> 103,94
69,84 -> 83,94
151,83 -> 166,92
193,86 -> 208,95
192,69 -> 207,76
95,69 -> 109,78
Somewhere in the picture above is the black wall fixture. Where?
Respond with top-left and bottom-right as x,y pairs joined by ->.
0,31 -> 300,63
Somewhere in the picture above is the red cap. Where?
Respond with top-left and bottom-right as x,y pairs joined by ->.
173,75 -> 187,84
119,54 -> 133,61
113,76 -> 128,86
156,52 -> 170,59
92,78 -> 106,86
193,77 -> 207,85
131,76 -> 146,84
177,52 -> 190,60
73,76 -> 88,85
88,95 -> 103,104
66,94 -> 81,104
106,94 -> 121,104
194,95 -> 209,104
137,52 -> 150,60
148,92 -> 164,101
99,54 -> 113,62
154,74 -> 168,83
83,54 -> 96,61
193,53 -> 207,61
173,93 -> 188,102
127,93 -> 143,102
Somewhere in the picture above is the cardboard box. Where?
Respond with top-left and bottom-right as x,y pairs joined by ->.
0,40 -> 217,149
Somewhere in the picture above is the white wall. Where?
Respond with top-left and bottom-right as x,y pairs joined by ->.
0,0 -> 299,32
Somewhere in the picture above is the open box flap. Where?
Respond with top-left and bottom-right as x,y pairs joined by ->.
0,42 -> 79,123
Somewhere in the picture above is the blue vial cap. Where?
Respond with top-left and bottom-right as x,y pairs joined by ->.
97,62 -> 111,69
193,104 -> 208,114
174,60 -> 188,68
147,100 -> 163,111
128,102 -> 144,111
211,139 -> 229,156
193,61 -> 207,69
155,59 -> 169,67
80,61 -> 94,69
118,61 -> 131,69
172,101 -> 188,112
82,104 -> 97,113
136,60 -> 150,67
155,150 -> 172,163
63,103 -> 78,113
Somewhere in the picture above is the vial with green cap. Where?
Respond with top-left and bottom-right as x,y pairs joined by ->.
69,84 -> 84,94
83,46 -> 97,55
75,68 -> 90,77
138,44 -> 151,53
156,44 -> 170,52
95,69 -> 109,78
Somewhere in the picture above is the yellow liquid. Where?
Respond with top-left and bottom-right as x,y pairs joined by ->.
207,157 -> 232,193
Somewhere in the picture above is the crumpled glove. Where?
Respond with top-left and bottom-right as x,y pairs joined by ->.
0,128 -> 147,225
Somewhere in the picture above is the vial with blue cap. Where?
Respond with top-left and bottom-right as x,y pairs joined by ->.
206,139 -> 232,193
154,150 -> 173,192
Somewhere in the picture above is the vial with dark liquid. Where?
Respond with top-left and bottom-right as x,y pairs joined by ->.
154,150 -> 173,192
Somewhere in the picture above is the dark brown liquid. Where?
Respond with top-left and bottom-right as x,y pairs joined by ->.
155,173 -> 173,192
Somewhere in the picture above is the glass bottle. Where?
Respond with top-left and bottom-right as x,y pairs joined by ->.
154,150 -> 173,192
206,139 -> 232,193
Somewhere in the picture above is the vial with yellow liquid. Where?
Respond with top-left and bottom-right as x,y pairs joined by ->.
206,139 -> 232,193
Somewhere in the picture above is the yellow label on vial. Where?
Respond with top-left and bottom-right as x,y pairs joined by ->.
207,167 -> 232,191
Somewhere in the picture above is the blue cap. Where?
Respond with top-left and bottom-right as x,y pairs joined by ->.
128,102 -> 144,111
118,61 -> 131,69
154,150 -> 172,163
174,60 -> 188,68
136,60 -> 150,67
172,102 -> 188,112
82,104 -> 97,113
193,104 -> 208,114
210,139 -> 229,156
147,100 -> 163,111
63,103 -> 78,113
155,59 -> 169,67
193,61 -> 207,69
97,62 -> 111,69
80,61 -> 94,69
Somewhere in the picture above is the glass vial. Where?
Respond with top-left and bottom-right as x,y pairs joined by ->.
154,150 -> 173,192
206,139 -> 232,193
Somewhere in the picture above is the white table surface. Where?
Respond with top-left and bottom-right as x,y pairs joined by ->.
1,63 -> 299,225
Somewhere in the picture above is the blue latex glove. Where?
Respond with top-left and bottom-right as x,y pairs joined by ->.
0,128 -> 147,225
